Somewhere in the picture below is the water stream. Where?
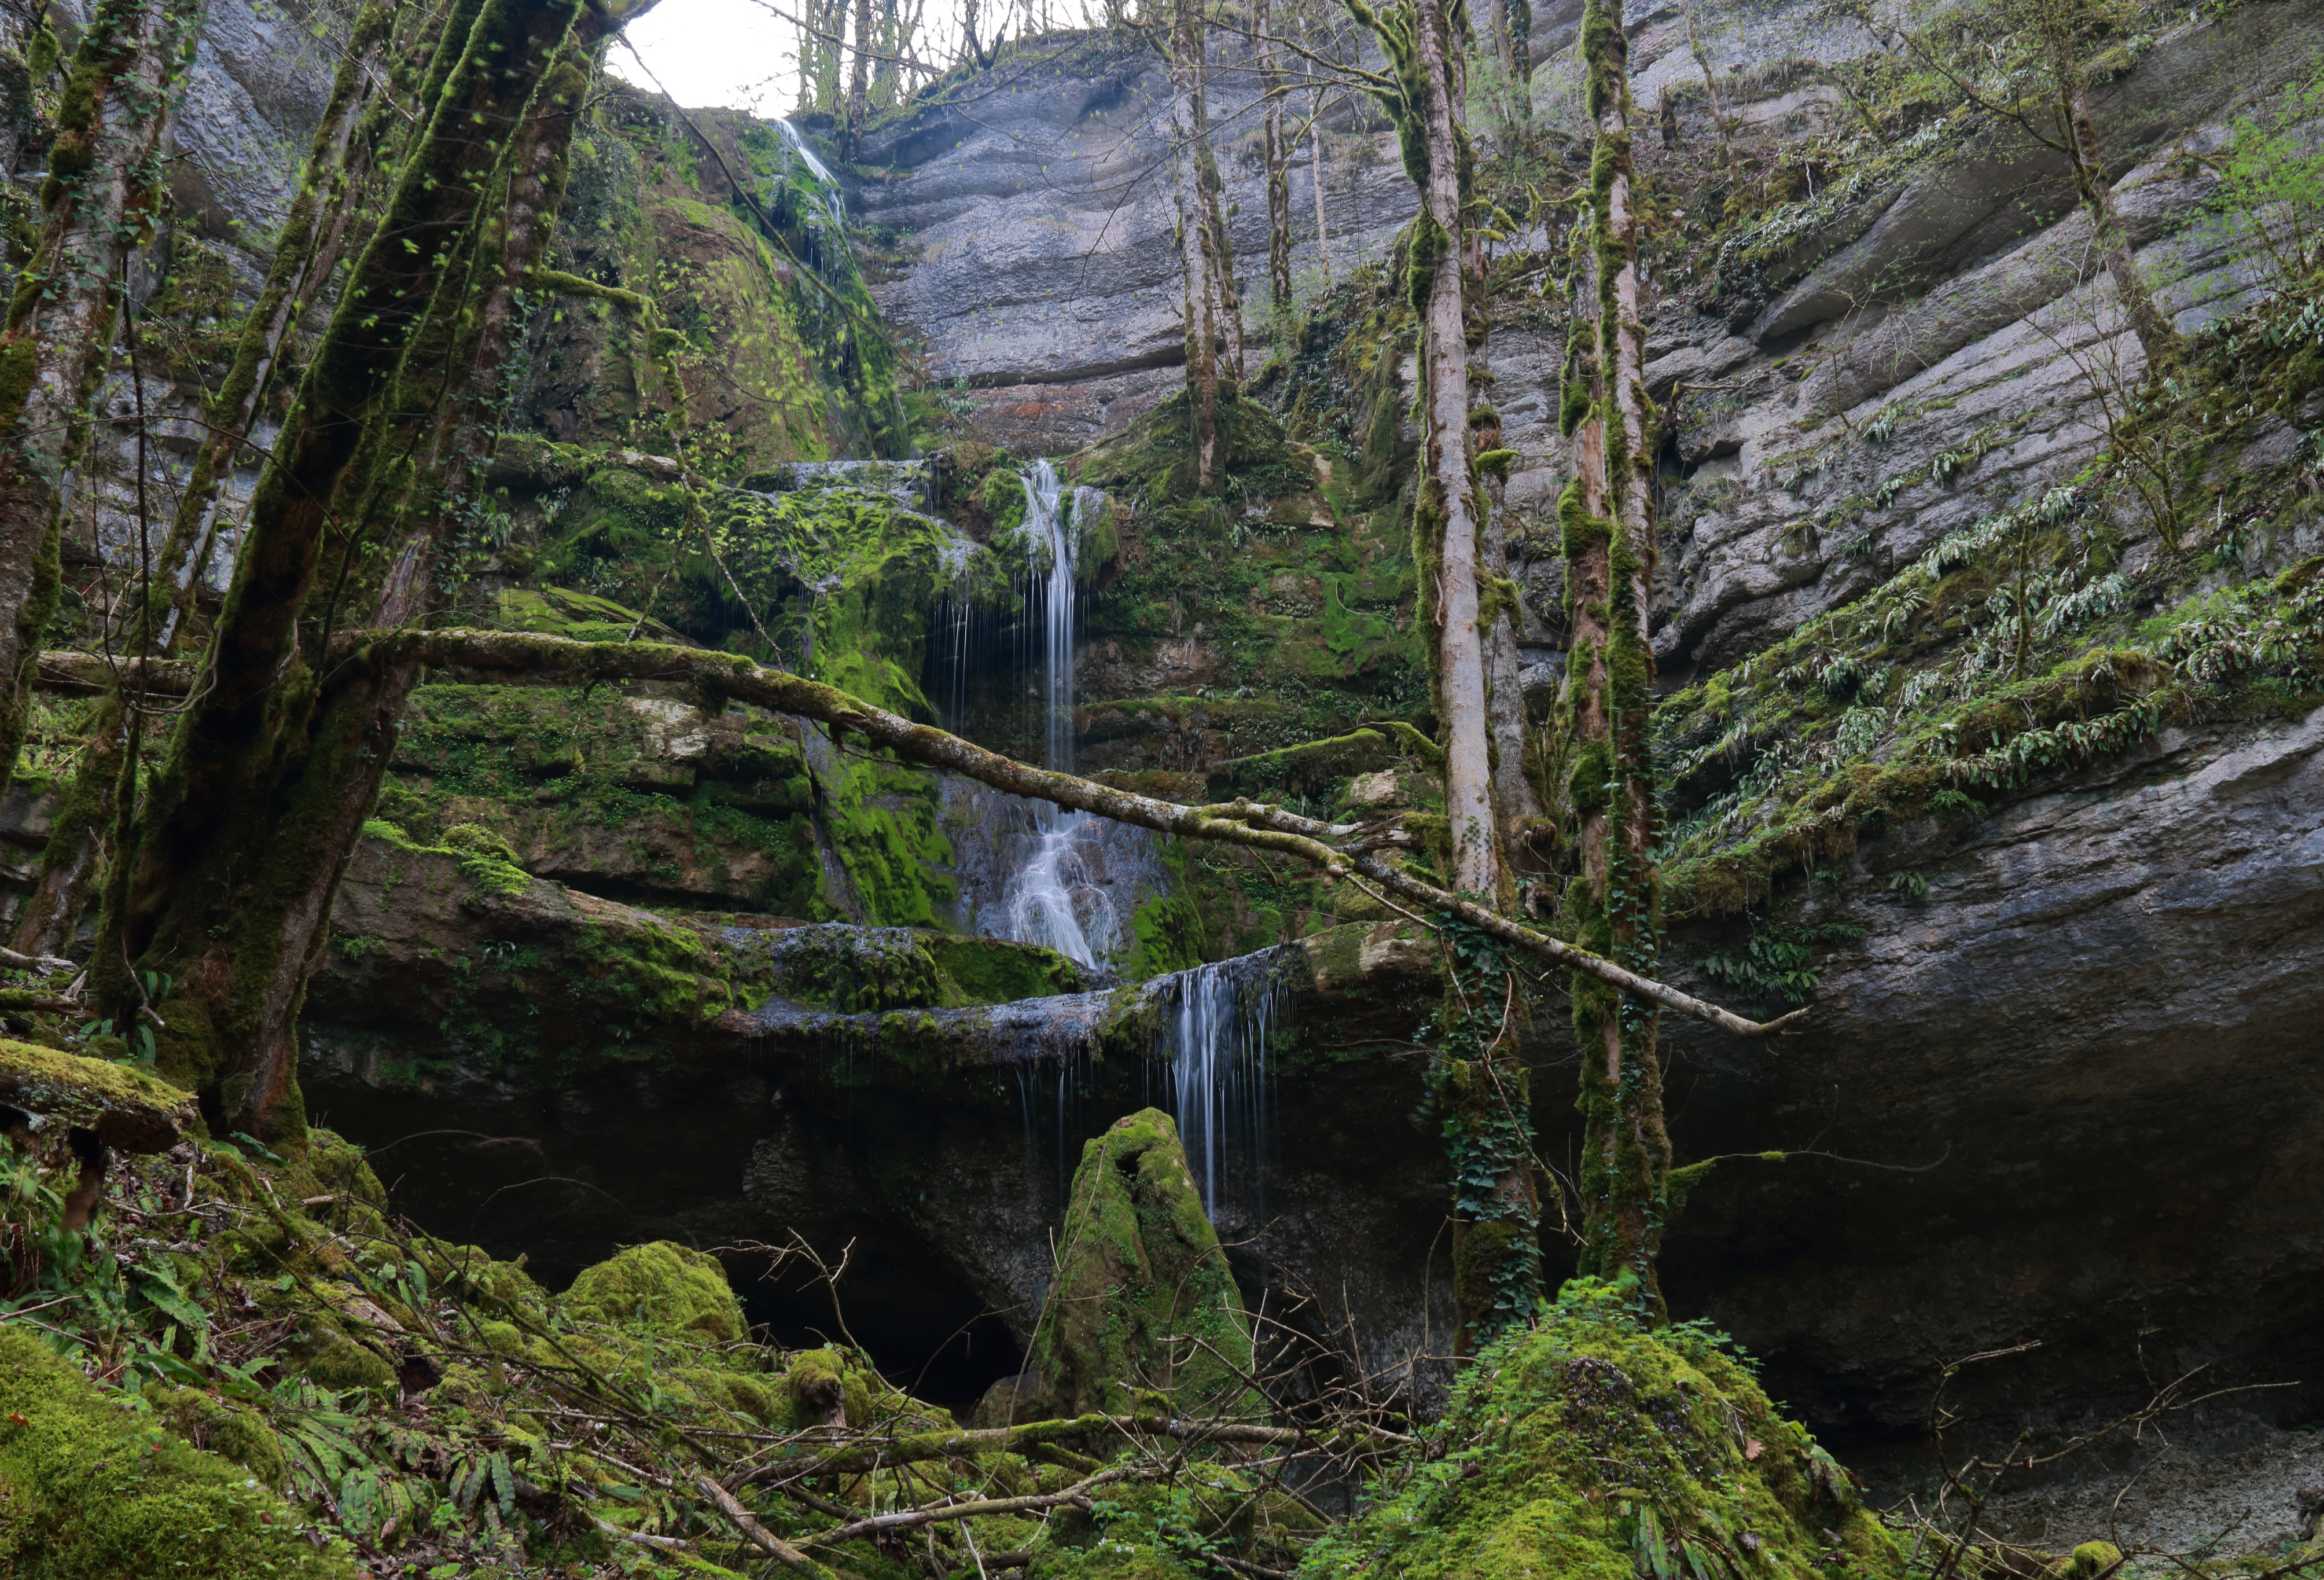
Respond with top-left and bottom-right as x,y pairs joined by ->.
998,460 -> 1117,972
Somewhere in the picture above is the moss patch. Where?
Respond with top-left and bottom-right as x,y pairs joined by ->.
0,1330 -> 357,1577
1299,1281 -> 1906,1580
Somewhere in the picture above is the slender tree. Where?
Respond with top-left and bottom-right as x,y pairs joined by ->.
1854,0 -> 2178,365
845,0 -> 874,155
90,0 -> 660,1140
1259,0 -> 1294,352
0,0 -> 203,796
1344,0 -> 1498,901
1166,0 -> 1235,490
1559,0 -> 1672,1316
1341,0 -> 1543,1348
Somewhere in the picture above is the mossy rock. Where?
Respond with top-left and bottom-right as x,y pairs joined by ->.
562,1240 -> 747,1343
1298,1281 -> 1908,1580
0,1329 -> 358,1577
297,1332 -> 397,1397
0,1039 -> 196,1152
1027,1108 -> 1262,1421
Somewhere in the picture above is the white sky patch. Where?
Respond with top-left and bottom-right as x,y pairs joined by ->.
608,0 -> 799,117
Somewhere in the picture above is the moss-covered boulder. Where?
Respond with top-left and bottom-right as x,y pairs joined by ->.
562,1240 -> 748,1343
1027,1108 -> 1261,1420
0,1329 -> 357,1577
1299,1281 -> 1907,1580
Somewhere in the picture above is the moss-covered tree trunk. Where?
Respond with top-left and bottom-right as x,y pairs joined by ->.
1561,0 -> 1671,1317
1347,0 -> 1540,1351
12,2 -> 406,961
1407,0 -> 1500,902
0,0 -> 201,794
1479,458 -> 1545,844
845,0 -> 874,157
93,0 -> 614,1138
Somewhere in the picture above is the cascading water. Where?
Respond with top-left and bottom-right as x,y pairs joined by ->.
1160,951 -> 1290,1221
1000,460 -> 1117,971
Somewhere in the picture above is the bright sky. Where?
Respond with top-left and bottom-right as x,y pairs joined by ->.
608,0 -> 801,117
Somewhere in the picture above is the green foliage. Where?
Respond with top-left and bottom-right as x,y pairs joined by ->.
2210,62 -> 2324,286
1698,919 -> 1867,1008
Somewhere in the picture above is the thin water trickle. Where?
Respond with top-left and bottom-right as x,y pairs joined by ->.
1161,952 -> 1290,1221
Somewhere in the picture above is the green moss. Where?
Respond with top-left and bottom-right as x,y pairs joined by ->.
925,934 -> 1087,1005
142,1387 -> 289,1489
1300,1283 -> 1905,1580
562,1240 -> 747,1343
0,1330 -> 358,1577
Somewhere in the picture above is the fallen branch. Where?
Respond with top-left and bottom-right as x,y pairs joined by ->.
755,1410 -> 1402,1487
341,629 -> 1804,1038
696,1474 -> 863,1580
806,1467 -> 1134,1545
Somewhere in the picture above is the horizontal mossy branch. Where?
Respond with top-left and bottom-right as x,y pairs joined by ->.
346,628 -> 1799,1038
751,1412 -> 1407,1487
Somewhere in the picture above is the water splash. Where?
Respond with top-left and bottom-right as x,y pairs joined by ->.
1159,951 -> 1291,1220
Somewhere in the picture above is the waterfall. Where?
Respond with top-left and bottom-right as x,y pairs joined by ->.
1161,951 -> 1290,1221
1000,461 -> 1116,971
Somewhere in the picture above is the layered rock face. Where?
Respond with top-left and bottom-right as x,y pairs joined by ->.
853,32 -> 1419,449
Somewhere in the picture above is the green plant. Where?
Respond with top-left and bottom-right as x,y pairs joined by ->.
1699,919 -> 1867,1005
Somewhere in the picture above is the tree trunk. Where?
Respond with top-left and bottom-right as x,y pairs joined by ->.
1407,0 -> 1499,902
1507,0 -> 1529,110
2044,20 -> 2176,366
1259,0 -> 1292,352
1169,0 -> 1220,491
0,0 -> 202,794
1192,42 -> 1240,385
846,0 -> 873,157
149,0 -> 398,654
1479,464 -> 1545,843
1564,0 -> 1672,1318
8,707 -> 123,957
94,0 -> 618,1136
1308,88 -> 1331,282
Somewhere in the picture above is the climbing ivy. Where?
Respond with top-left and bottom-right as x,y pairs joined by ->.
1415,910 -> 1542,1351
